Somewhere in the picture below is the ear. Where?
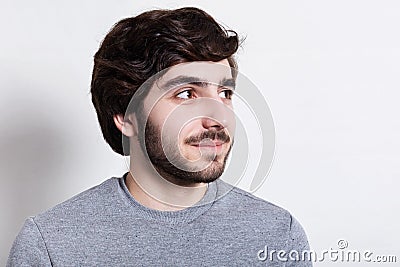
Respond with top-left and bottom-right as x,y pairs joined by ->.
113,113 -> 138,137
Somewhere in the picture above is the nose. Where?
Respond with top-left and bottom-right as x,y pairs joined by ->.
201,116 -> 225,131
199,95 -> 233,131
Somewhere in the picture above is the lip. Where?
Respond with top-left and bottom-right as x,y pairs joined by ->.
191,140 -> 225,147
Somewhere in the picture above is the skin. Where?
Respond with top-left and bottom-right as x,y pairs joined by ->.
114,59 -> 235,211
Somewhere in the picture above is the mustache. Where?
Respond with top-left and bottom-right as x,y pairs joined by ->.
184,129 -> 231,144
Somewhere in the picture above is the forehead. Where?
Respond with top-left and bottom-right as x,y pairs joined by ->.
157,59 -> 233,89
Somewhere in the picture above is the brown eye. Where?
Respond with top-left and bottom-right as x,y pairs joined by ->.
218,89 -> 234,100
176,89 -> 195,99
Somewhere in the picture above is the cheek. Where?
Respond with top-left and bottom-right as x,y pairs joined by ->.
154,104 -> 200,143
177,120 -> 200,144
177,121 -> 204,161
146,101 -> 176,134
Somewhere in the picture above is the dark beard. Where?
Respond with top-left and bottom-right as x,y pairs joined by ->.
138,118 -> 232,186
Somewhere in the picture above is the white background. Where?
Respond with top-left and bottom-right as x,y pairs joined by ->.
1,1 -> 399,266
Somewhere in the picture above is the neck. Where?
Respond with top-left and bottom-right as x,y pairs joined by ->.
126,149 -> 208,211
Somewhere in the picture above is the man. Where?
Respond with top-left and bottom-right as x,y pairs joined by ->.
8,7 -> 312,266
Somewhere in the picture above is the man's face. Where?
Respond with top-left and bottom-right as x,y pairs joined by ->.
137,59 -> 236,186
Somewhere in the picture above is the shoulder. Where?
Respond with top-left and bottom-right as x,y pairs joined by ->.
7,177 -> 123,265
215,179 -> 292,218
34,177 -> 121,225
214,180 -> 311,254
214,179 -> 309,239
7,217 -> 52,266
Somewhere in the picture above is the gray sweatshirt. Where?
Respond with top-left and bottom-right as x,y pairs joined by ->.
7,173 -> 312,266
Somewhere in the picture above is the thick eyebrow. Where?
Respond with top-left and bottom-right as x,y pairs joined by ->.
221,77 -> 236,88
159,75 -> 236,91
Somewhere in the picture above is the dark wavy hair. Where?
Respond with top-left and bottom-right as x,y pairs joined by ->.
91,7 -> 240,155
